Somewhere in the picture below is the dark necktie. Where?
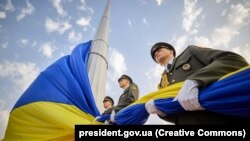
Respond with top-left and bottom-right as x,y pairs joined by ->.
167,64 -> 172,70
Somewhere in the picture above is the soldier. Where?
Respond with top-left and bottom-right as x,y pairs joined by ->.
102,96 -> 114,115
113,74 -> 139,112
145,42 -> 249,124
109,74 -> 139,123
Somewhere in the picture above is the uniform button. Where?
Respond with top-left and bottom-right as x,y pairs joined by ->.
172,79 -> 175,83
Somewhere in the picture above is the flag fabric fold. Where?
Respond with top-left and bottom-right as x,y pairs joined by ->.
114,66 -> 250,125
96,114 -> 111,122
3,41 -> 102,141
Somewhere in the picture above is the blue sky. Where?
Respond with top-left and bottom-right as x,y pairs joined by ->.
0,0 -> 250,138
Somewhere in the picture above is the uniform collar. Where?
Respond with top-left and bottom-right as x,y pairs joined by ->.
165,57 -> 174,72
122,86 -> 129,94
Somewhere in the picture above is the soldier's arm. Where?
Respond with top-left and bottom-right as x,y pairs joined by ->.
129,83 -> 139,101
187,46 -> 248,88
113,102 -> 128,113
113,93 -> 131,113
114,98 -> 135,113
113,85 -> 139,113
102,107 -> 114,115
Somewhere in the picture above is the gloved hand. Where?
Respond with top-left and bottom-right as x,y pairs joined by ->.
109,110 -> 116,123
145,99 -> 166,117
174,79 -> 205,111
104,120 -> 110,125
94,116 -> 101,123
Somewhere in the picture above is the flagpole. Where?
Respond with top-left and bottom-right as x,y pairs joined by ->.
87,0 -> 110,112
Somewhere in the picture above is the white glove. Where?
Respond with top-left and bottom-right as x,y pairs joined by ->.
110,110 -> 116,123
104,120 -> 110,125
174,79 -> 205,111
94,116 -> 101,122
145,99 -> 166,117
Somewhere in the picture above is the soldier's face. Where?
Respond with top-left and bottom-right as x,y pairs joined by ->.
154,48 -> 173,66
118,79 -> 129,89
103,101 -> 112,109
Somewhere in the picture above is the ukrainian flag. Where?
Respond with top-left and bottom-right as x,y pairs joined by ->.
3,40 -> 250,140
115,66 -> 250,125
3,41 -> 101,141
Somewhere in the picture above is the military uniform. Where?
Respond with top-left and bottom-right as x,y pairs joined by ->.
113,83 -> 139,113
102,106 -> 114,115
158,45 -> 249,124
104,75 -> 139,114
102,96 -> 114,115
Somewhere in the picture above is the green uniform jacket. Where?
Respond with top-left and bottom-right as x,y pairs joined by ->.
102,106 -> 114,115
159,45 -> 249,124
113,83 -> 139,113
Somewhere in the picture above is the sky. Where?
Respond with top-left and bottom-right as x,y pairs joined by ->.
0,0 -> 250,138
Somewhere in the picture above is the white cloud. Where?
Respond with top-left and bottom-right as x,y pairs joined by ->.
0,61 -> 40,92
145,64 -> 164,80
68,30 -> 82,43
78,0 -> 86,7
45,18 -> 72,34
182,0 -> 203,33
211,26 -> 239,47
215,0 -> 222,4
0,42 -> 8,49
0,109 -> 9,139
76,17 -> 91,27
211,4 -> 249,47
78,0 -> 94,14
144,64 -> 164,92
246,1 -> 250,7
155,0 -> 164,6
0,11 -> 6,19
128,19 -> 132,28
108,48 -> 127,82
142,17 -> 148,26
232,44 -> 250,63
39,42 -> 56,58
193,36 -> 210,47
106,48 -> 127,102
173,35 -> 188,55
5,0 -> 15,12
51,0 -> 67,17
221,9 -> 226,16
228,4 -> 249,26
20,38 -> 29,46
16,0 -> 35,21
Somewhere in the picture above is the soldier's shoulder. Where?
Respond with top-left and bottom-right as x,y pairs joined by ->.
188,45 -> 213,50
186,45 -> 200,50
131,85 -> 137,91
130,83 -> 138,89
129,83 -> 139,93
184,45 -> 209,54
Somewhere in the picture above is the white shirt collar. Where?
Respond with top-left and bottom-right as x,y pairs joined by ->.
165,57 -> 174,72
